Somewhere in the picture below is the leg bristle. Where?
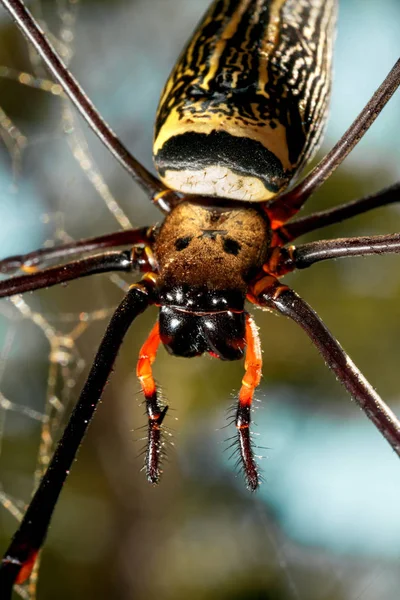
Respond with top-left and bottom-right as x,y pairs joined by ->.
237,426 -> 260,491
146,403 -> 169,484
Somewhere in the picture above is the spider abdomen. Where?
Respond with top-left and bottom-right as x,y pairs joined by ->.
153,0 -> 337,202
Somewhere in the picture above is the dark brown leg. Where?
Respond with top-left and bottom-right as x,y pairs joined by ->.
0,227 -> 154,274
266,59 -> 400,227
0,278 -> 156,595
0,247 -> 156,298
0,0 -> 181,213
235,314 -> 263,491
275,182 -> 400,244
272,233 -> 400,275
248,276 -> 400,459
136,321 -> 168,483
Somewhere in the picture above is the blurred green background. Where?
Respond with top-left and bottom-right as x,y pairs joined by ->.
0,1 -> 399,599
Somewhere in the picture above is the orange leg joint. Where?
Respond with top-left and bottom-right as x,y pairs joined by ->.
15,550 -> 38,584
247,274 -> 289,306
0,547 -> 39,586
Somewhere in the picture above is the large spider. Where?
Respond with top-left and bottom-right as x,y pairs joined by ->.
0,0 -> 399,596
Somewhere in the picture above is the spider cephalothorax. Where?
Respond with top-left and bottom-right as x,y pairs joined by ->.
154,199 -> 270,357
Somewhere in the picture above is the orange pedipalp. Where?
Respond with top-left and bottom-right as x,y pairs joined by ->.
136,321 -> 168,484
234,314 -> 263,490
238,314 -> 262,408
137,321 -> 161,398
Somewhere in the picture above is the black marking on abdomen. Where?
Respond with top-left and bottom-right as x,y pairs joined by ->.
154,130 -> 287,194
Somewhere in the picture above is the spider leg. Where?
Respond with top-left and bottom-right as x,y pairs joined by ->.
268,232 -> 400,276
235,314 -> 263,491
266,59 -> 400,227
248,276 -> 400,458
137,321 -> 169,483
0,247 -> 156,297
0,227 -> 155,274
1,0 -> 181,213
0,277 -> 156,595
275,182 -> 400,244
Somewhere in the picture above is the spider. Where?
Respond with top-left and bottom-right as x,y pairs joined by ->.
0,0 -> 399,596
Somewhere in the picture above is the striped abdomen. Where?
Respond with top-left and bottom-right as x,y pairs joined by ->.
153,0 -> 337,202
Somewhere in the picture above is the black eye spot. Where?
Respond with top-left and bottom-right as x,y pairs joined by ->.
175,236 -> 192,251
223,237 -> 241,256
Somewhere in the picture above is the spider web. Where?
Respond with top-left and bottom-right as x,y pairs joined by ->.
0,0 -> 136,597
0,1 -> 400,600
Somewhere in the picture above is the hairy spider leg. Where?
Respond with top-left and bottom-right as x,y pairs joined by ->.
262,232 -> 400,280
0,251 -> 136,298
247,275 -> 400,458
1,0 -> 184,212
137,321 -> 168,483
273,182 -> 400,246
236,314 -> 263,491
0,280 -> 155,594
266,58 -> 400,228
279,233 -> 400,274
0,227 -> 154,274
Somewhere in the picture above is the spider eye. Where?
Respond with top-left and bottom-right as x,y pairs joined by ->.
175,236 -> 192,251
223,237 -> 241,256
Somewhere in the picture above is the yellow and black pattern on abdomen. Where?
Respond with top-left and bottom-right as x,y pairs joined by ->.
153,0 -> 337,202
